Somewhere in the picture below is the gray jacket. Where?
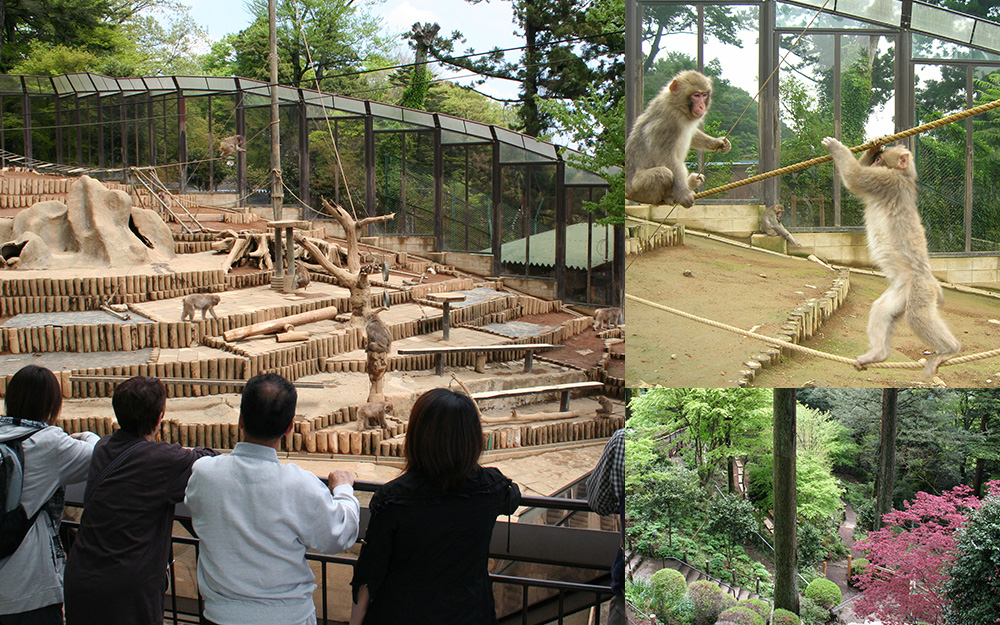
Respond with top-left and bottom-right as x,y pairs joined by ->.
0,418 -> 98,615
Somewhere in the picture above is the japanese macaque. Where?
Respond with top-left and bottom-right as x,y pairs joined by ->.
625,70 -> 731,207
181,294 -> 220,321
593,307 -> 623,331
356,401 -> 393,431
595,396 -> 613,419
364,307 -> 392,354
294,264 -> 310,290
822,137 -> 960,378
761,204 -> 800,247
218,135 -> 244,157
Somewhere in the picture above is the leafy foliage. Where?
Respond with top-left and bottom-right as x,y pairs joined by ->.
854,484 -> 984,625
688,581 -> 731,625
736,598 -> 770,623
772,608 -> 801,625
803,578 -> 840,610
717,606 -> 764,625
651,568 -> 688,614
538,88 -> 624,224
943,492 -> 1000,624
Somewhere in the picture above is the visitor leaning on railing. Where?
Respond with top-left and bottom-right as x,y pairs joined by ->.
587,427 -> 626,625
0,365 -> 99,625
349,388 -> 522,625
184,373 -> 360,625
63,376 -> 218,625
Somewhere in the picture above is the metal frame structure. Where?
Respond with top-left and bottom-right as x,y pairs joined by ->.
0,73 -> 620,305
626,0 -> 1000,254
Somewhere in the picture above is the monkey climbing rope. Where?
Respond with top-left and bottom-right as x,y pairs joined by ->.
692,95 -> 1000,200
625,292 -> 1000,370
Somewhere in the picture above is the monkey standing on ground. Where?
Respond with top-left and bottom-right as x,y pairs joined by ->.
356,401 -> 393,431
181,294 -> 220,321
822,137 -> 960,378
625,70 -> 731,207
593,307 -> 623,331
761,204 -> 800,247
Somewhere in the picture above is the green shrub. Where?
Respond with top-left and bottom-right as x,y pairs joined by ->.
737,598 -> 770,623
804,578 -> 841,609
688,581 -> 727,625
771,609 -> 801,625
798,596 -> 829,625
850,558 -> 869,587
652,568 -> 689,612
717,606 -> 764,625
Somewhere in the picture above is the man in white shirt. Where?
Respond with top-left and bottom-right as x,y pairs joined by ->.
185,373 -> 360,625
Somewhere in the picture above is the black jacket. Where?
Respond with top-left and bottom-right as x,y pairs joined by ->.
352,467 -> 521,625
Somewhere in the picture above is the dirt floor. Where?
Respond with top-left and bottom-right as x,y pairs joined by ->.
626,235 -> 1000,388
625,235 -> 839,387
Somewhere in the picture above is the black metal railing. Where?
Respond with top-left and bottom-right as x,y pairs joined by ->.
63,479 -> 617,625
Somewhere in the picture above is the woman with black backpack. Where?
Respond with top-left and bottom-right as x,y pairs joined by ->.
0,366 -> 98,625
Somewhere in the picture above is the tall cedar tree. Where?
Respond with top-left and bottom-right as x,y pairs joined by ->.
413,0 -> 622,137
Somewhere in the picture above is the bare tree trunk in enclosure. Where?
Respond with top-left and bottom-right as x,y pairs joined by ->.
295,199 -> 393,324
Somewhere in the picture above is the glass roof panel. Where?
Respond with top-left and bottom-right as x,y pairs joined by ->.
0,75 -> 21,95
332,95 -> 366,115
401,108 -> 434,128
564,165 -> 609,186
777,2 -> 877,29
67,74 -> 94,93
51,75 -> 73,95
177,76 -> 208,90
440,129 -> 490,144
912,3 -> 974,44
836,0 -> 900,27
207,77 -> 237,92
522,136 -> 557,159
973,19 -> 1000,53
912,33 -> 1000,60
277,85 -> 298,102
120,78 -> 146,92
369,101 -> 401,121
23,76 -> 54,94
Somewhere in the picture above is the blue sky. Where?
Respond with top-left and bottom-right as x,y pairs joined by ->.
178,0 -> 522,100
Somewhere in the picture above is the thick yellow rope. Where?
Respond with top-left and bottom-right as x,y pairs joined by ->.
625,293 -> 1000,370
694,97 -> 1000,199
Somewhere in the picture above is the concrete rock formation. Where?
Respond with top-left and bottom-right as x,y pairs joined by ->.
0,175 -> 174,268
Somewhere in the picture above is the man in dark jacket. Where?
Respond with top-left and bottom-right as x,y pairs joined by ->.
63,377 -> 218,625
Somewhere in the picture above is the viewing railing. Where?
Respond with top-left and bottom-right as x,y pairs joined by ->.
63,479 -> 619,625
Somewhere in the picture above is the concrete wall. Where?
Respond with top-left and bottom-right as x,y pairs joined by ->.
365,235 -> 436,255
497,275 -> 558,300
626,203 -> 761,238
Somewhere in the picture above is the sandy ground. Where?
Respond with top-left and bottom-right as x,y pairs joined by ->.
626,235 -> 1000,388
753,271 -> 1000,388
625,235 -> 839,386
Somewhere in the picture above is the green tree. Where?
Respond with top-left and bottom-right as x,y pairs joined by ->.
944,490 -> 1000,624
417,0 -> 622,136
0,0 -> 120,71
706,494 -> 757,571
201,0 -> 393,95
538,87 -> 623,224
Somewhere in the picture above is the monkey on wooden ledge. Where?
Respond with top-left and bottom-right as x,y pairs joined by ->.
625,70 -> 731,207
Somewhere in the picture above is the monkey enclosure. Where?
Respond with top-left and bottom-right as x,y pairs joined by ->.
0,73 -> 618,307
626,0 -> 1000,255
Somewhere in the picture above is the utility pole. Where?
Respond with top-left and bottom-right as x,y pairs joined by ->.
269,0 -> 286,289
